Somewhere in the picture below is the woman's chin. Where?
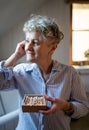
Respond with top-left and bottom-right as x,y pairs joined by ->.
26,58 -> 35,63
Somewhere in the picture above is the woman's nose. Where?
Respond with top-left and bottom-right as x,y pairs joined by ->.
25,41 -> 34,50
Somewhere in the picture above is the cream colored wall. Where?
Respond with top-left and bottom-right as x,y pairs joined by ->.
0,0 -> 70,65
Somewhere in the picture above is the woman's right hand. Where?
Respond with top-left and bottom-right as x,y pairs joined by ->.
3,41 -> 26,67
15,40 -> 26,58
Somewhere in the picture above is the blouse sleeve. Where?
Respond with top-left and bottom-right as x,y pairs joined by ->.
0,61 -> 15,90
70,67 -> 89,119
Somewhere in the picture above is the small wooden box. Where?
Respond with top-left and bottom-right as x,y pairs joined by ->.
22,94 -> 48,112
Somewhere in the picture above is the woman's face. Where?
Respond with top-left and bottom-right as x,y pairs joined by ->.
25,31 -> 57,64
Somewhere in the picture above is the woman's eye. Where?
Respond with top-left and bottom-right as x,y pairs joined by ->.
25,39 -> 40,46
32,40 -> 40,46
33,41 -> 38,45
25,40 -> 29,43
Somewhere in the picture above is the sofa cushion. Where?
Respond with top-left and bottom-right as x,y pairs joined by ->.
0,90 -> 19,114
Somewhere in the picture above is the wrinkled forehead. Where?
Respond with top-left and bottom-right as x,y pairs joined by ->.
25,31 -> 47,41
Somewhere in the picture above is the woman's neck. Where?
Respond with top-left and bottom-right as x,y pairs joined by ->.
38,60 -> 53,81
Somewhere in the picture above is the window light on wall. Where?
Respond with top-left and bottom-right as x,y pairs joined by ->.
72,4 -> 89,63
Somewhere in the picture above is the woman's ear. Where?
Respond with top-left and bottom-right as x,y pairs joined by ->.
50,43 -> 58,55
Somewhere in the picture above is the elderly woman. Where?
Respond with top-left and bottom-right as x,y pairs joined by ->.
0,15 -> 89,130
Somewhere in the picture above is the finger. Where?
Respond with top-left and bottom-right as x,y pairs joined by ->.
39,108 -> 54,114
20,40 -> 25,46
44,95 -> 56,102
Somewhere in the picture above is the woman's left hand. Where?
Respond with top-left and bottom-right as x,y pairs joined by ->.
39,95 -> 70,114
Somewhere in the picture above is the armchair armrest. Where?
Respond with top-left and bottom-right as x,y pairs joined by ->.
0,109 -> 19,125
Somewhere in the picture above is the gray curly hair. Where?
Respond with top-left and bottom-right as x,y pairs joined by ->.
23,15 -> 64,44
